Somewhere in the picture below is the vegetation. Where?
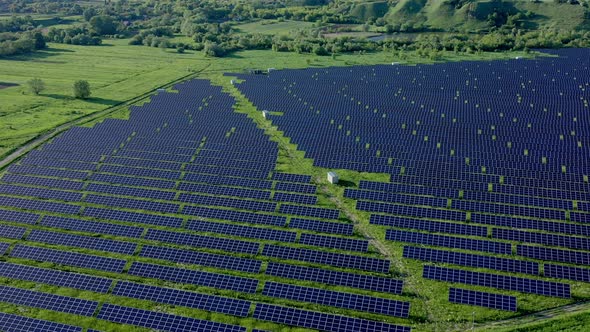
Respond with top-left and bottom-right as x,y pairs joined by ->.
26,77 -> 45,95
73,80 -> 91,99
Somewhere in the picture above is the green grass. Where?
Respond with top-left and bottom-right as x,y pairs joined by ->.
233,20 -> 317,36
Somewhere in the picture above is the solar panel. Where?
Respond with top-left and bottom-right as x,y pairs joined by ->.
263,281 -> 410,317
113,281 -> 252,317
40,215 -> 144,238
493,228 -> 590,251
187,219 -> 297,242
183,172 -> 273,189
0,184 -> 83,202
272,173 -> 312,183
544,264 -> 590,282
139,245 -> 262,273
471,213 -> 590,237
84,194 -> 180,214
345,189 -> 448,207
274,182 -> 316,194
86,183 -> 176,201
262,244 -> 390,273
386,229 -> 511,254
517,245 -> 590,265
449,287 -> 516,312
0,242 -> 9,255
89,173 -> 176,189
178,182 -> 271,200
288,217 -> 354,235
0,208 -> 39,224
145,229 -> 260,255
299,233 -> 369,252
182,206 -> 286,226
26,229 -> 137,255
7,164 -> 89,180
359,180 -> 458,198
0,285 -> 98,316
0,261 -> 112,293
1,174 -> 85,190
0,224 -> 27,239
372,215 -> 488,237
97,303 -> 247,332
178,193 -> 277,212
424,265 -> 570,298
0,196 -> 81,215
128,262 -> 259,293
265,262 -> 402,293
403,246 -> 538,275
253,303 -> 411,332
11,244 -> 127,273
83,207 -> 183,227
358,201 -> 466,221
279,204 -> 340,219
272,192 -> 318,205
0,312 -> 82,332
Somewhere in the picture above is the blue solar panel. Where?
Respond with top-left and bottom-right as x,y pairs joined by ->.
178,193 -> 277,212
86,183 -> 176,201
372,215 -> 488,237
386,229 -> 511,254
0,312 -> 82,332
358,201 -> 466,221
272,173 -> 312,183
11,244 -> 127,273
0,184 -> 83,202
183,172 -> 273,189
178,182 -> 271,200
26,229 -> 137,255
299,233 -> 369,252
517,245 -> 590,265
253,303 -> 410,332
288,217 -> 354,235
1,173 -> 85,190
424,265 -> 570,298
83,207 -> 183,227
128,262 -> 259,293
97,303 -> 246,332
345,189 -> 448,207
113,281 -> 252,317
453,200 -> 566,220
0,208 -> 39,224
493,228 -> 590,251
0,285 -> 98,316
139,245 -> 262,273
182,206 -> 286,226
41,215 -> 143,239
187,219 -> 297,242
0,261 -> 112,293
471,213 -> 590,237
265,262 -> 402,293
84,194 -> 180,214
263,281 -> 410,317
403,246 -> 538,275
145,229 -> 260,255
359,180 -> 458,198
0,242 -> 9,255
275,182 -> 316,194
263,244 -> 390,273
88,173 -> 176,189
0,196 -> 81,214
544,264 -> 590,282
273,192 -> 318,205
449,288 -> 516,312
279,204 -> 340,219
0,224 -> 27,239
7,164 -> 89,180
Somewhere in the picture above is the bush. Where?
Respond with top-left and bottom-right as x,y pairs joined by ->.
27,78 -> 45,95
73,80 -> 91,99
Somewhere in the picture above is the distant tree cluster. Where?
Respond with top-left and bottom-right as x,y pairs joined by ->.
0,30 -> 45,57
46,26 -> 102,45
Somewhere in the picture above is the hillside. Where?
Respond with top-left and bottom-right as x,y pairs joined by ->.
347,0 -> 589,31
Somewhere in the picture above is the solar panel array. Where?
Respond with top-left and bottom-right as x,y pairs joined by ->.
449,288 -> 517,312
0,312 -> 82,332
0,285 -> 99,316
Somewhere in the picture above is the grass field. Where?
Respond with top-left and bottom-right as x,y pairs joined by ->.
233,20 -> 317,36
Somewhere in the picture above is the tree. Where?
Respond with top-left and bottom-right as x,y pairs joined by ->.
89,15 -> 118,35
27,78 -> 45,95
73,80 -> 91,99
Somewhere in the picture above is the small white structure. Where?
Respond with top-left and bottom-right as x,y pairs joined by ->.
267,68 -> 276,73
157,88 -> 166,93
392,62 -> 400,65
230,79 -> 236,85
327,171 -> 339,184
262,110 -> 269,119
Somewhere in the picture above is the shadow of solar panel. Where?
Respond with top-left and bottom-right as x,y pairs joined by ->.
40,215 -> 144,238
88,173 -> 176,189
517,245 -> 590,265
178,193 -> 277,212
424,265 -> 570,298
0,224 -> 27,239
27,230 -> 137,255
11,244 -> 127,273
0,196 -> 81,215
275,182 -> 316,194
178,182 -> 271,200
299,233 -> 368,252
0,209 -> 39,224
139,245 -> 262,273
279,204 -> 340,219
253,303 -> 411,332
145,229 -> 260,255
265,262 -> 402,293
84,194 -> 180,214
493,228 -> 590,251
386,229 -> 511,254
187,219 -> 297,242
403,246 -> 538,274
86,183 -> 176,201
372,215 -> 487,237
113,281 -> 252,317
97,303 -> 246,332
128,262 -> 259,293
288,218 -> 353,235
359,201 -> 466,221
545,264 -> 590,282
182,206 -> 286,226
0,184 -> 83,202
272,173 -> 312,183
0,262 -> 112,293
263,281 -> 410,317
0,312 -> 82,332
7,164 -> 89,180
449,288 -> 516,312
471,214 -> 590,237
0,285 -> 98,316
83,207 -> 183,228
1,173 -> 85,191
263,244 -> 390,273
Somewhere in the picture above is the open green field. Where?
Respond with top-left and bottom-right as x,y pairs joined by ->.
233,20 -> 317,36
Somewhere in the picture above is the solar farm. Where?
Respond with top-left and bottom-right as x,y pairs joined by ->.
0,48 -> 588,331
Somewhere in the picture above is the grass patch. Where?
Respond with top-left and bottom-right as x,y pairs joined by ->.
233,20 -> 316,36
